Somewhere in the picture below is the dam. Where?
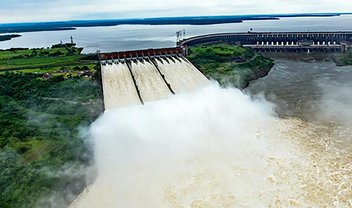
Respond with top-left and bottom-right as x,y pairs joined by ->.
99,47 -> 209,110
99,31 -> 352,110
179,31 -> 352,53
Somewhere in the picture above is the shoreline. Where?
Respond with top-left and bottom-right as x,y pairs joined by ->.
243,62 -> 274,89
0,13 -> 347,33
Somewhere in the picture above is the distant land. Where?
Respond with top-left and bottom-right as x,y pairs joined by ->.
0,13 -> 350,33
0,34 -> 21,42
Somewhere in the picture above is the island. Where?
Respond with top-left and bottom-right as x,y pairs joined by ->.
0,34 -> 21,42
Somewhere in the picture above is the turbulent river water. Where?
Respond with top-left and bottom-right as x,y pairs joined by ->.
70,59 -> 352,207
246,59 -> 352,206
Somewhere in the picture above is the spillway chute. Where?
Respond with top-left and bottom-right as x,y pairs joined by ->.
100,47 -> 210,110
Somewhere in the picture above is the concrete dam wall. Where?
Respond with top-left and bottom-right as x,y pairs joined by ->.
179,32 -> 352,53
100,49 -> 208,110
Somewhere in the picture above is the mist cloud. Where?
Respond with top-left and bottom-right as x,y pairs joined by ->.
70,83 -> 340,207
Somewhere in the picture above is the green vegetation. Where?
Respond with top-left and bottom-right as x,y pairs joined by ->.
187,44 -> 274,88
333,49 -> 352,66
0,47 -> 94,72
0,46 -> 103,207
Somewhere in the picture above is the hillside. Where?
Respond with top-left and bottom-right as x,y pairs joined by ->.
0,46 -> 103,207
187,44 -> 274,88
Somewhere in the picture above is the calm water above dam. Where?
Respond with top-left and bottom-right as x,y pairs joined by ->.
1,15 -> 352,53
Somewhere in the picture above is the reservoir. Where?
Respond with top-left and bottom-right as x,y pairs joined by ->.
1,15 -> 352,53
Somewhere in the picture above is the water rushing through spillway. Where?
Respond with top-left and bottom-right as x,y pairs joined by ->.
101,56 -> 208,109
101,63 -> 142,109
72,59 -> 352,207
71,83 -> 352,207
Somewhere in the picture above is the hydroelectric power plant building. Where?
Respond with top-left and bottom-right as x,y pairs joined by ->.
99,31 -> 352,110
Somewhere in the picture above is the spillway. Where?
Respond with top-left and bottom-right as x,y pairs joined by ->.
155,57 -> 208,93
100,47 -> 210,110
101,63 -> 141,109
130,60 -> 172,103
176,57 -> 209,87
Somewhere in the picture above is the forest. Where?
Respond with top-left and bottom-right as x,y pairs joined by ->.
0,47 -> 103,207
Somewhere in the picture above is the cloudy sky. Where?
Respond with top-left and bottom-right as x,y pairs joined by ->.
1,0 -> 352,23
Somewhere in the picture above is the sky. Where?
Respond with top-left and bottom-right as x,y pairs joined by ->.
0,0 -> 352,23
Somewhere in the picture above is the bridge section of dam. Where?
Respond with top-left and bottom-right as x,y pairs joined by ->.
178,32 -> 352,53
99,48 -> 209,110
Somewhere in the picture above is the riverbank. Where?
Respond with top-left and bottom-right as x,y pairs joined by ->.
187,44 -> 274,89
0,46 -> 103,207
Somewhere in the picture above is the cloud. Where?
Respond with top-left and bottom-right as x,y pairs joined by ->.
0,0 -> 351,23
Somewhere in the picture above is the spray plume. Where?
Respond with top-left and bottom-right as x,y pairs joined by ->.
72,82 -> 352,207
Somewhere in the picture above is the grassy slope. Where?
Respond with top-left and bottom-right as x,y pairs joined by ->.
0,47 -> 96,72
188,44 -> 274,88
0,47 -> 103,207
0,48 -> 70,59
333,50 -> 352,66
0,55 -> 85,70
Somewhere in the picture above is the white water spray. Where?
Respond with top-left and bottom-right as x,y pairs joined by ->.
71,82 -> 352,207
